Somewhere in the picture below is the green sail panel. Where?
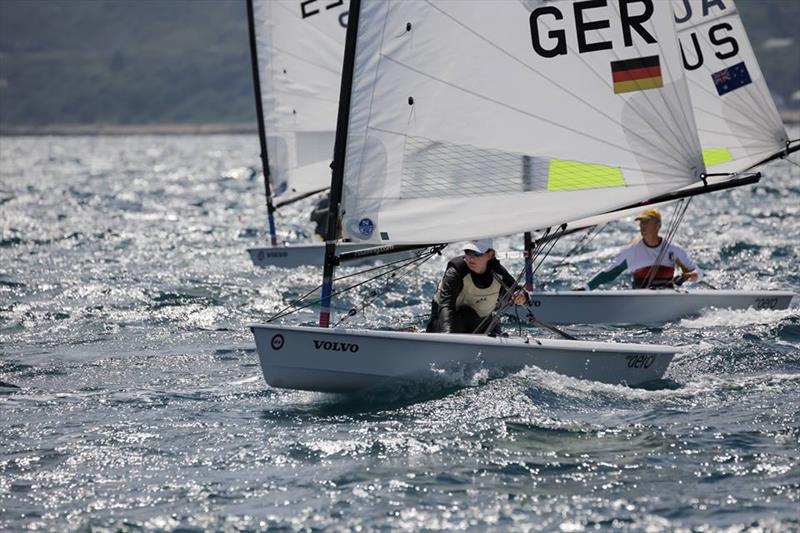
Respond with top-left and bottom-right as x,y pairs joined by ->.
547,159 -> 625,192
702,148 -> 734,167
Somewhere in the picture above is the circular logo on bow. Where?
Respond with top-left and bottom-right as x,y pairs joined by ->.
358,218 -> 375,237
270,334 -> 285,350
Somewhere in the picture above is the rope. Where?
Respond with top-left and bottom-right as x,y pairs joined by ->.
477,226 -> 569,336
548,223 -> 607,274
642,198 -> 691,289
266,245 -> 444,322
333,245 -> 445,327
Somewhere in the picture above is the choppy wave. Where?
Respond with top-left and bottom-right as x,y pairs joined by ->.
1,134 -> 799,531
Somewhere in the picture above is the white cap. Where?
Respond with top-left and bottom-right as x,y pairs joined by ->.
462,238 -> 493,254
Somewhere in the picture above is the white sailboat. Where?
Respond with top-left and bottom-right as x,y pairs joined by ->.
512,0 -> 798,324
245,0 -> 417,268
251,0 -> 713,391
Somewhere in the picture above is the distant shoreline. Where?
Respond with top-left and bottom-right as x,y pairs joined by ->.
1,112 -> 799,137
0,122 -> 258,136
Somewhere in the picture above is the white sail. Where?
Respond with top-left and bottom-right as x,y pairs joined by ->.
252,0 -> 347,197
672,0 -> 788,174
340,0 -> 705,245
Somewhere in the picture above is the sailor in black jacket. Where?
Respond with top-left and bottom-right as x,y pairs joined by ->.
426,239 -> 528,335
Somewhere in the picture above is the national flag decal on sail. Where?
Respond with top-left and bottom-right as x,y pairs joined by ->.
711,62 -> 752,96
611,55 -> 663,94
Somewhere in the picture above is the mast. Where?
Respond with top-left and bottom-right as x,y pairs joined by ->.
246,0 -> 278,247
522,155 -> 534,291
319,0 -> 360,328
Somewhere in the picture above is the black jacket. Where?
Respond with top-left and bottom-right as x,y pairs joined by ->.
427,256 -> 520,333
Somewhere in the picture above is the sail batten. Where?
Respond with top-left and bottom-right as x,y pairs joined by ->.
341,0 -> 705,244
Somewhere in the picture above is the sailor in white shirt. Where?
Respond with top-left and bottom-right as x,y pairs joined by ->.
583,208 -> 702,290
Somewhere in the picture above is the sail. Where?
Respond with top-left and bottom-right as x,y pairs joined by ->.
251,0 -> 347,197
673,0 -> 788,174
339,0 -> 705,245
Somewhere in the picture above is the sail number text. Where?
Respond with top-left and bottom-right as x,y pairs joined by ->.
626,354 -> 656,369
674,0 -> 739,71
755,297 -> 778,310
529,0 -> 656,58
300,0 -> 347,28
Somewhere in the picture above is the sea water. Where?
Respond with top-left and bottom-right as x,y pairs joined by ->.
1,133 -> 798,531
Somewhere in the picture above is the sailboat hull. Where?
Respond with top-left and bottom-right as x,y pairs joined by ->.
250,324 -> 677,392
512,289 -> 795,325
247,242 -> 418,268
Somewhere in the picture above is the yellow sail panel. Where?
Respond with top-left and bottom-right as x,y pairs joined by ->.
547,159 -> 625,192
702,148 -> 734,167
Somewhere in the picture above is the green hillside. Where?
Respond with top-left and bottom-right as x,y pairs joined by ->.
0,0 -> 254,128
0,0 -> 798,130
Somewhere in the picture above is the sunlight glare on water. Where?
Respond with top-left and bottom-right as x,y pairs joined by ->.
1,132 -> 799,530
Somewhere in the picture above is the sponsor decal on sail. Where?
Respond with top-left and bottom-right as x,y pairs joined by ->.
358,218 -> 375,238
611,55 -> 663,94
711,61 -> 752,96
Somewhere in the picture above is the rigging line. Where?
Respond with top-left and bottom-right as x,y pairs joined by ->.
268,249 -> 436,322
267,282 -> 325,323
274,187 -> 328,209
479,228 -> 567,336
335,246 -> 439,281
472,230 -> 552,336
642,204 -> 680,289
332,244 -> 444,327
643,198 -> 691,289
417,3 -> 695,173
528,227 -> 551,267
786,158 -> 800,170
532,227 -> 566,278
550,223 -> 608,273
268,247 -> 441,322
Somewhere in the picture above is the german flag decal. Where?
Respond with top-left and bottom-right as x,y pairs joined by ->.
611,55 -> 663,94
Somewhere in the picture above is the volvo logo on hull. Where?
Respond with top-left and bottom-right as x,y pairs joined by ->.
313,340 -> 359,353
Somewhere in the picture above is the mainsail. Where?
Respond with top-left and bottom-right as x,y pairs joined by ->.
251,0 -> 347,198
673,0 -> 789,175
339,0 -> 706,245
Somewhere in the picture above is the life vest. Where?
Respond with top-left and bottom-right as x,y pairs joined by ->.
455,273 -> 502,318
